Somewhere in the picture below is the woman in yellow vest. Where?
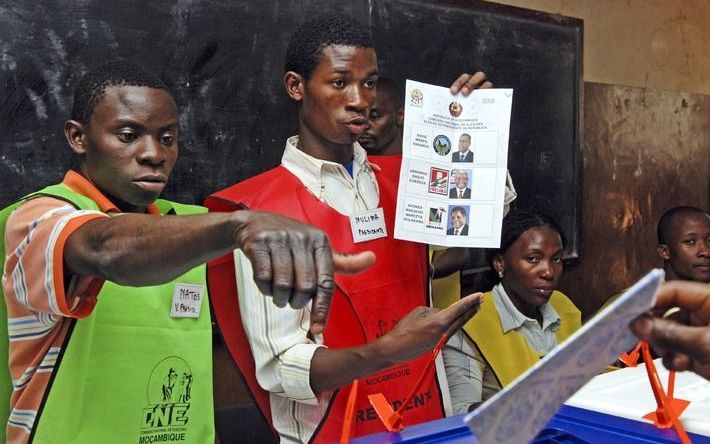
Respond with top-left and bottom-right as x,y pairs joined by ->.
442,211 -> 581,413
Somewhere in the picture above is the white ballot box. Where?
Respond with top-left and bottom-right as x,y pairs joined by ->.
566,359 -> 710,437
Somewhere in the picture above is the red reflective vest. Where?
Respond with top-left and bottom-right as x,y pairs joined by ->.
205,159 -> 445,442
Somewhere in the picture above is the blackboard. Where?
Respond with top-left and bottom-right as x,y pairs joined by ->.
0,0 -> 581,257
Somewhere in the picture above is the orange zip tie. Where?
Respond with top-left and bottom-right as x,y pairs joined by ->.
396,334 -> 447,415
640,342 -> 691,444
368,333 -> 448,432
339,379 -> 359,444
620,341 -> 681,400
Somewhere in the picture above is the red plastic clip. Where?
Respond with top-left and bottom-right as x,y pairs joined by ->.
339,379 -> 359,444
367,334 -> 448,432
619,341 -> 642,367
368,392 -> 403,432
639,342 -> 691,443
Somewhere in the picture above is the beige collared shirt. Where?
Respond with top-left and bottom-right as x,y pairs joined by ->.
234,136 -> 381,442
442,283 -> 561,414
281,135 -> 380,215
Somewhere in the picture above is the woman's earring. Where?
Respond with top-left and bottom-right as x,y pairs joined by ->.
498,270 -> 504,279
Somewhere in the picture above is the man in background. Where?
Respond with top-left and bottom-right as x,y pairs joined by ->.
656,206 -> 710,283
358,77 -> 404,157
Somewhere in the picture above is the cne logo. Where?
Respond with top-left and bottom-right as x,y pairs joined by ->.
409,88 -> 423,106
139,356 -> 193,442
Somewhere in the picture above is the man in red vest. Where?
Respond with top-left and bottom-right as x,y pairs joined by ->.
205,13 -> 486,442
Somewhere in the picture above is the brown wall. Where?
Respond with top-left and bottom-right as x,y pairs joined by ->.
561,83 -> 709,317
487,0 -> 710,95
483,0 -> 710,317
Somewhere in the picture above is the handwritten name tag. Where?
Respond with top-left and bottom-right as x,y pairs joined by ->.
170,283 -> 204,318
350,208 -> 387,243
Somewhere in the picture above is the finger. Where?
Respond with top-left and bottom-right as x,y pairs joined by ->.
461,71 -> 488,96
310,237 -> 335,335
445,302 -> 480,338
439,292 -> 484,331
333,251 -> 376,274
629,314 -> 653,340
247,243 -> 275,298
446,294 -> 484,337
481,81 -> 494,89
269,242 -> 294,308
654,281 -> 710,322
449,73 -> 471,95
290,234 -> 317,310
662,352 -> 691,373
646,317 -> 707,358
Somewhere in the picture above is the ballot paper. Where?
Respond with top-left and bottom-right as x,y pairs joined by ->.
465,269 -> 664,444
393,80 -> 513,248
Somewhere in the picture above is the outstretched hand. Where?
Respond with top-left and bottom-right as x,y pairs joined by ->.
377,292 -> 484,364
234,210 -> 375,334
630,280 -> 710,380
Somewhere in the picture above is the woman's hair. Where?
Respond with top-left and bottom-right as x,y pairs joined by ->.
487,210 -> 566,273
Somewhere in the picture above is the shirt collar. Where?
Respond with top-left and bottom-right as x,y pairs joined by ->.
63,170 -> 160,215
280,135 -> 370,199
492,283 -> 561,333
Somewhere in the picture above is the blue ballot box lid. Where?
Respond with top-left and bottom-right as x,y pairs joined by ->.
351,405 -> 710,443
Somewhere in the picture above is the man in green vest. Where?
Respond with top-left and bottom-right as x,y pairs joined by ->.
0,60 -> 372,443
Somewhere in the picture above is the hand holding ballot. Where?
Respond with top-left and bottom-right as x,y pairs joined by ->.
393,79 -> 513,248
631,280 -> 710,380
449,71 -> 494,95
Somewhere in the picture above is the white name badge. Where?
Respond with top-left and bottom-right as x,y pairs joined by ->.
350,208 -> 388,243
170,283 -> 204,318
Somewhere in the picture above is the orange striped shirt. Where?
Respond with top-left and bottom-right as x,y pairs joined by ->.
2,171 -> 158,443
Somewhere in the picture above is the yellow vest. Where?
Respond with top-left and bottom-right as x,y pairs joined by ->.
428,257 -> 463,315
463,289 -> 580,387
429,249 -> 462,309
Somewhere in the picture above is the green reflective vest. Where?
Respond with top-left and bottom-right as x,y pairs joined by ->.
1,183 -> 214,443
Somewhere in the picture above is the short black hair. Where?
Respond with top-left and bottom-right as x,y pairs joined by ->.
488,210 -> 566,269
657,206 -> 709,244
71,60 -> 170,123
284,12 -> 374,80
375,77 -> 404,109
451,206 -> 467,217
